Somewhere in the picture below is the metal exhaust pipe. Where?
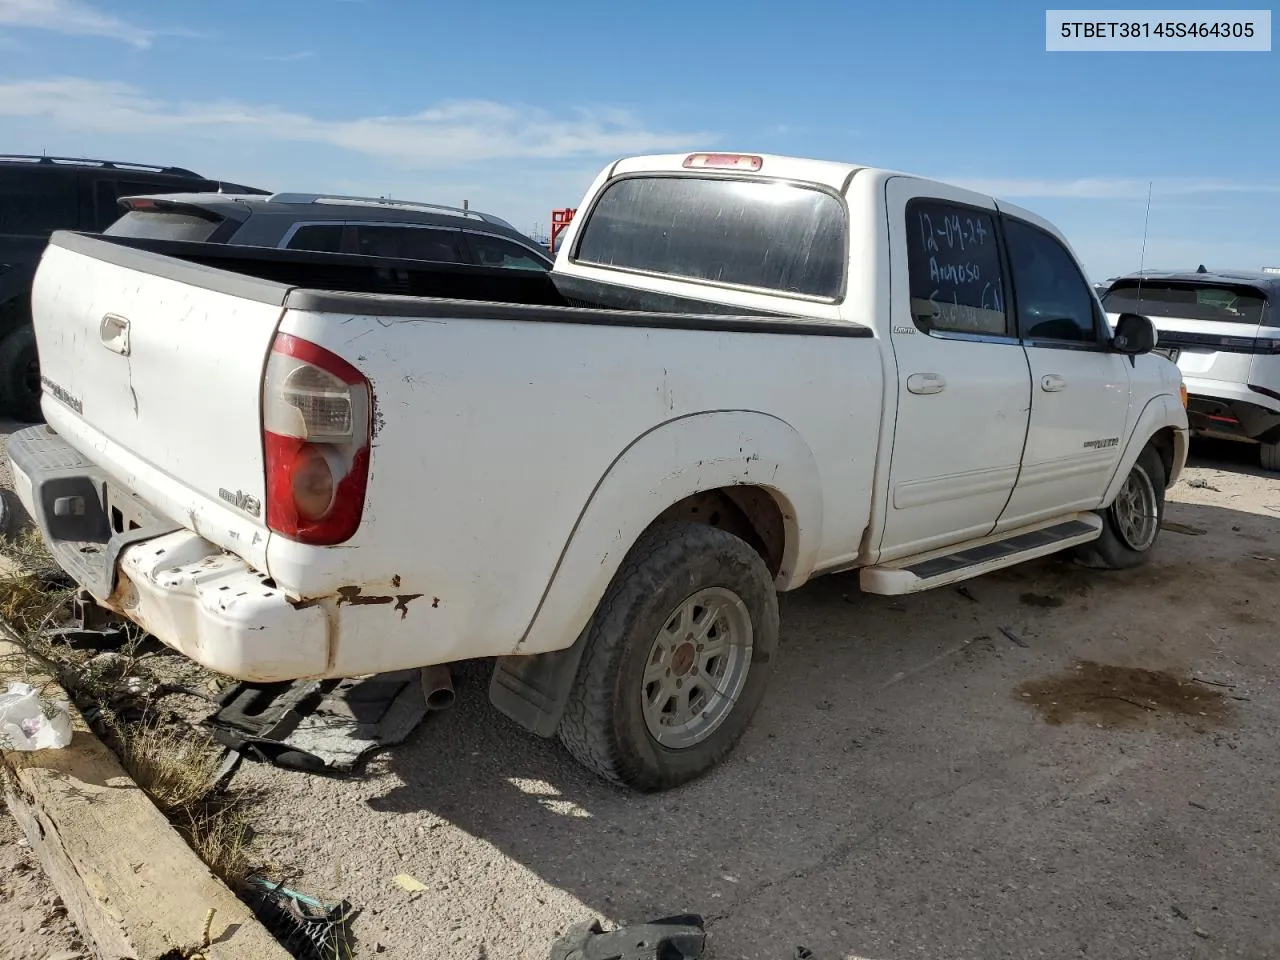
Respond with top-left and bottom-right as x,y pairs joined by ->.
421,664 -> 456,711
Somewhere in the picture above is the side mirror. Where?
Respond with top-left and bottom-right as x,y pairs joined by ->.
1111,312 -> 1157,356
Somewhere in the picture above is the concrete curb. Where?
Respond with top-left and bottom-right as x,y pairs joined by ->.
0,633 -> 293,960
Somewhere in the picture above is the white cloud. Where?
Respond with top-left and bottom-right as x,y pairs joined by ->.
948,176 -> 1278,201
0,0 -> 192,48
261,51 -> 314,63
0,77 -> 713,169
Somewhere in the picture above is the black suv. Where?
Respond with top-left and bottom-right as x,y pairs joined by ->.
105,191 -> 555,273
0,155 -> 267,420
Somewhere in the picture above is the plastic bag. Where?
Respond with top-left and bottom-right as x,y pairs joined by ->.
0,682 -> 73,751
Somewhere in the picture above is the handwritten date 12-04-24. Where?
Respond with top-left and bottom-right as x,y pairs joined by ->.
917,210 -> 989,255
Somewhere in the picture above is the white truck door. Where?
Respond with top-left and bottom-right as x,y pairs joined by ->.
994,212 -> 1132,529
877,179 -> 1032,561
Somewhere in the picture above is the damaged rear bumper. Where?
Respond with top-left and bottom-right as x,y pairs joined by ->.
8,425 -> 330,680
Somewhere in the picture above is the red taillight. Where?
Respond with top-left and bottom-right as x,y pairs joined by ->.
682,153 -> 763,171
263,334 -> 372,545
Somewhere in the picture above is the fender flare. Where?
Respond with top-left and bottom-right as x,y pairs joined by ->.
514,409 -> 824,657
1101,393 -> 1189,505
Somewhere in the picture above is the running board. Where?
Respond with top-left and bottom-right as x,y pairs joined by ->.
860,514 -> 1103,596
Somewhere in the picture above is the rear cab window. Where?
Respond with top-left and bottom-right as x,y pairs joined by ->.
1104,281 -> 1272,327
572,175 -> 846,299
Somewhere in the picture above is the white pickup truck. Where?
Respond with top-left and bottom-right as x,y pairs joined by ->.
10,151 -> 1188,791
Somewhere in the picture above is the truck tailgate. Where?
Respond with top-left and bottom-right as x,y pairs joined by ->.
29,234 -> 284,570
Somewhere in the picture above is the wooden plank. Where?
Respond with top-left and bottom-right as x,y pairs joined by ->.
1,637 -> 292,960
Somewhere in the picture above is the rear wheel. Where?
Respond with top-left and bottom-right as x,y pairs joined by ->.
1074,445 -> 1167,570
1260,440 -> 1280,473
557,522 -> 779,792
0,325 -> 42,423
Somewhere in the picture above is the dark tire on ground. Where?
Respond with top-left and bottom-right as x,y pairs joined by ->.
1074,444 -> 1168,571
1260,440 -> 1280,473
557,521 -> 779,792
0,325 -> 42,423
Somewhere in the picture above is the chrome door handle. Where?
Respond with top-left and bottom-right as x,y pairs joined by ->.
906,373 -> 946,395
1040,374 -> 1066,392
100,314 -> 131,356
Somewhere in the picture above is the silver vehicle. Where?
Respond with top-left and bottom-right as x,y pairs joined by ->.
1102,268 -> 1280,470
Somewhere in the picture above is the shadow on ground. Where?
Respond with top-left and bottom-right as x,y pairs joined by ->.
355,495 -> 1279,959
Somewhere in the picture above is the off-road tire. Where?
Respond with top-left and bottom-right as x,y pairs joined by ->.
557,521 -> 779,792
1074,445 -> 1167,570
0,325 -> 42,423
1260,440 -> 1280,473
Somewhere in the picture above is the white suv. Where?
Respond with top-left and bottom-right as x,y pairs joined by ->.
1102,268 -> 1280,469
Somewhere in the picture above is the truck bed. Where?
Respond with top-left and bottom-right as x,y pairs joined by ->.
53,231 -> 871,339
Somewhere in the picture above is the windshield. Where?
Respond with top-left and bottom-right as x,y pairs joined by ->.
573,175 -> 846,299
1103,280 -> 1270,326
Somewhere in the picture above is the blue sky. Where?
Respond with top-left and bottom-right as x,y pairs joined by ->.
0,0 -> 1276,278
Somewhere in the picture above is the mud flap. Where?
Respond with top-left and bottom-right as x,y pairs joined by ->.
488,626 -> 590,738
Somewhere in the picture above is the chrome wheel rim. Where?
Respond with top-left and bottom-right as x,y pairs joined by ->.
1111,463 -> 1159,551
641,587 -> 753,749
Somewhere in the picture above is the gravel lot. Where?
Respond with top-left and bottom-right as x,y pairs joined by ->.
3,430 -> 1279,960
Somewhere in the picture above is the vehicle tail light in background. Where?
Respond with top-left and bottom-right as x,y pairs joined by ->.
682,153 -> 763,171
263,333 -> 372,545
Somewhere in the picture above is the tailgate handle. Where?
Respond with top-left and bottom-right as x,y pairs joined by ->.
100,314 -> 131,356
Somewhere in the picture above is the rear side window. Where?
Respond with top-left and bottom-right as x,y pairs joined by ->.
285,224 -> 345,253
1104,281 -> 1270,326
353,225 -> 464,263
102,209 -> 223,242
905,199 -> 1009,337
0,168 -> 80,236
465,233 -> 548,271
575,175 -> 846,299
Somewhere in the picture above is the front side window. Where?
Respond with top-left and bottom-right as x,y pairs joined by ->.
575,175 -> 846,299
1003,218 -> 1099,344
905,199 -> 1009,336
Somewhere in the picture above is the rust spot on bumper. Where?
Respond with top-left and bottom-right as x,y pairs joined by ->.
393,594 -> 424,619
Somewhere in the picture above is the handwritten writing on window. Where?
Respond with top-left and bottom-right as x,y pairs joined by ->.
907,202 -> 1007,336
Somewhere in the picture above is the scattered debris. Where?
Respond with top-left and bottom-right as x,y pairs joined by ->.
1186,478 -> 1220,492
393,874 -> 427,893
1161,521 -> 1206,536
1172,904 -> 1189,920
956,586 -> 979,604
206,668 -> 443,775
1188,801 -> 1209,810
1251,555 -> 1274,562
1019,592 -> 1064,608
1194,928 -> 1211,939
549,915 -> 706,960
246,877 -> 356,960
999,627 -> 1030,648
0,680 -> 72,750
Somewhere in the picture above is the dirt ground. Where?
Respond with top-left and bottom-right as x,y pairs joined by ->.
3,435 -> 1279,960
0,809 -> 84,960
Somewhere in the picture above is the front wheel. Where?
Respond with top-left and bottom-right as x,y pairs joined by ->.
1074,445 -> 1167,570
557,522 -> 779,792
